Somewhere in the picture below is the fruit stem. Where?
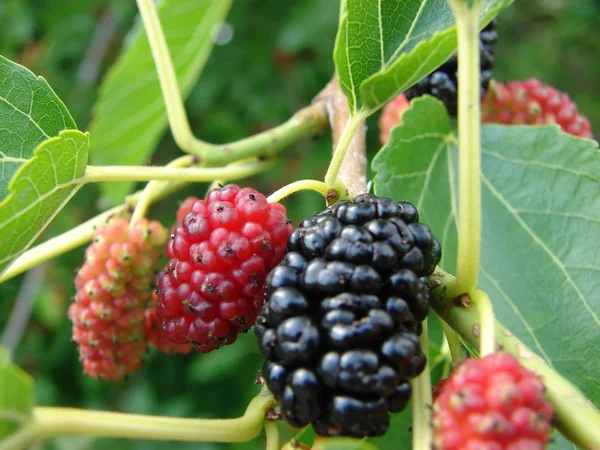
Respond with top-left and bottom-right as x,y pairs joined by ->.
32,394 -> 275,444
0,157 -> 272,283
472,289 -> 495,357
440,319 -> 464,367
266,179 -> 349,205
264,421 -> 279,450
130,155 -> 193,223
0,204 -> 125,283
82,159 -> 274,183
430,270 -> 600,450
201,102 -> 330,167
0,423 -> 39,450
324,113 -> 365,187
123,0 -> 334,164
411,319 -> 433,450
448,0 -> 483,293
134,0 -> 230,154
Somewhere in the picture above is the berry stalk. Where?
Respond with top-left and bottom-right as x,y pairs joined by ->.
472,289 -> 495,356
430,270 -> 600,449
0,423 -> 39,450
264,421 -> 280,450
31,394 -> 276,443
410,319 -> 433,450
439,319 -> 464,367
130,154 -> 194,223
266,179 -> 350,205
447,0 -> 483,293
324,113 -> 366,188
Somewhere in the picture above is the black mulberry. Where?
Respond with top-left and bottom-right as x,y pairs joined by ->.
255,194 -> 442,437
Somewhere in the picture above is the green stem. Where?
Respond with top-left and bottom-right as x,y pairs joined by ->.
0,424 -> 39,450
440,319 -> 464,367
130,155 -> 198,223
201,102 -> 330,167
411,319 -> 433,450
448,0 -> 482,293
33,395 -> 275,443
264,421 -> 279,450
0,157 -> 273,284
324,113 -> 365,186
0,205 -> 125,283
128,0 -> 331,163
472,290 -> 495,357
83,159 -> 273,183
267,180 -> 335,204
430,270 -> 600,450
135,0 -> 219,154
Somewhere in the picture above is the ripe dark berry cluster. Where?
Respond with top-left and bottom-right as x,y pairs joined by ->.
155,184 -> 294,353
432,353 -> 553,450
69,217 -> 167,380
405,19 -> 498,115
256,194 -> 441,437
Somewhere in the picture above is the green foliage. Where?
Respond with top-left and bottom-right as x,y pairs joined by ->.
0,55 -> 76,201
372,96 -> 600,407
0,129 -> 88,275
333,0 -> 513,114
0,1 -> 598,449
0,347 -> 34,438
89,0 -> 232,205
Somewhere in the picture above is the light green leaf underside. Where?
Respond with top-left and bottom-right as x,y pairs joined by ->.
0,55 -> 77,202
0,347 -> 34,438
0,130 -> 89,275
372,96 -> 600,406
90,0 -> 232,205
333,0 -> 513,114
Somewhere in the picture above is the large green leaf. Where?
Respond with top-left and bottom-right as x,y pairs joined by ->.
372,96 -> 600,407
0,129 -> 88,275
0,55 -> 77,201
333,0 -> 513,114
0,347 -> 34,438
90,0 -> 232,205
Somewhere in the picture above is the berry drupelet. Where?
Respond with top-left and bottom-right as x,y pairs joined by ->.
256,193 -> 442,437
405,19 -> 498,116
155,185 -> 294,353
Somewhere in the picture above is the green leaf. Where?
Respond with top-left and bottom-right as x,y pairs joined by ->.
372,96 -> 600,406
0,55 -> 77,202
333,0 -> 513,114
89,0 -> 233,205
0,129 -> 88,275
0,347 -> 34,438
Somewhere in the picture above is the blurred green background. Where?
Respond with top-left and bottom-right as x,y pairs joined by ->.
0,0 -> 597,449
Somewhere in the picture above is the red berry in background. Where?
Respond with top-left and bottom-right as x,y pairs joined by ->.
432,353 -> 553,450
155,184 -> 294,354
379,94 -> 411,144
69,217 -> 168,380
482,78 -> 593,138
145,291 -> 192,355
432,378 -> 449,403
